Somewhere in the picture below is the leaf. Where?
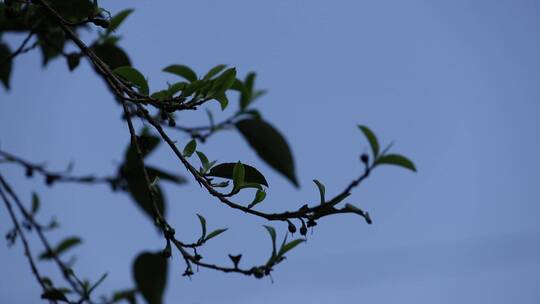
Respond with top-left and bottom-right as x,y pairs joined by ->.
328,192 -> 350,206
108,9 -> 134,33
0,43 -> 12,90
31,192 -> 40,214
263,225 -> 277,256
196,214 -> 207,240
91,43 -> 131,70
313,180 -> 325,204
358,125 -> 379,158
163,64 -> 197,82
214,93 -> 229,110
375,154 -> 416,172
39,237 -> 82,260
182,139 -> 197,158
233,161 -> 245,189
196,151 -> 210,168
204,228 -> 227,242
240,72 -> 256,109
248,189 -> 266,208
124,129 -> 160,164
37,29 -> 66,66
211,68 -> 236,94
207,163 -> 268,187
236,119 -> 298,187
111,289 -> 137,304
133,252 -> 167,304
113,66 -> 149,95
204,64 -> 227,80
41,289 -> 69,302
278,239 -> 304,257
124,163 -> 166,221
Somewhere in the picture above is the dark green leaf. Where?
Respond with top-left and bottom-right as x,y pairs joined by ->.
263,225 -> 277,256
248,189 -> 266,208
182,139 -> 197,158
66,53 -> 80,71
313,180 -> 325,204
204,64 -> 227,80
214,93 -> 229,110
39,237 -> 82,260
37,28 -> 66,66
236,119 -> 298,187
207,163 -> 268,187
328,192 -> 350,206
133,252 -> 167,304
113,66 -> 149,95
111,289 -> 137,304
233,161 -> 245,189
375,154 -> 416,172
124,129 -> 160,164
124,163 -> 166,221
91,43 -> 131,70
240,72 -> 256,109
278,239 -> 304,257
108,9 -> 134,33
0,43 -> 12,89
196,151 -> 209,168
163,64 -> 197,82
31,192 -> 40,214
211,68 -> 236,93
196,214 -> 207,240
358,125 -> 379,158
204,228 -> 227,242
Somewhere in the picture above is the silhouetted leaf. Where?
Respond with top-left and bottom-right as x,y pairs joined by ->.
236,119 -> 297,187
108,9 -> 134,33
375,154 -> 416,172
358,125 -> 379,158
92,43 -> 131,69
111,289 -> 137,304
124,164 -> 166,221
39,237 -> 82,260
31,192 -> 40,214
0,43 -> 12,89
37,28 -> 66,66
207,163 -> 268,187
124,130 -> 160,164
49,0 -> 93,22
41,289 -> 69,302
163,64 -> 197,82
204,228 -> 227,242
182,139 -> 197,157
133,252 -> 167,304
196,214 -> 207,240
313,180 -> 325,204
114,66 -> 149,95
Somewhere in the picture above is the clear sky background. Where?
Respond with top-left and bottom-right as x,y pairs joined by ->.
1,0 -> 540,303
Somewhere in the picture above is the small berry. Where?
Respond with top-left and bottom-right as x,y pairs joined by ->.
288,222 -> 297,234
360,153 -> 369,164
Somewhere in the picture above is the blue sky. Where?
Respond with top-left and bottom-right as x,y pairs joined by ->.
1,0 -> 540,303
